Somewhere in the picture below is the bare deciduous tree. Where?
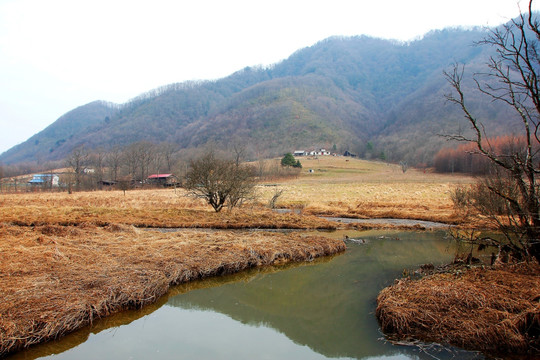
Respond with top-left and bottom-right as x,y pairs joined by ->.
227,164 -> 256,209
185,151 -> 256,212
91,148 -> 106,188
268,188 -> 285,209
230,139 -> 247,167
106,146 -> 123,182
65,145 -> 89,191
122,141 -> 154,182
445,0 -> 540,262
159,142 -> 177,173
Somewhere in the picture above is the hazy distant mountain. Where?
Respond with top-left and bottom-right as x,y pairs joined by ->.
1,101 -> 117,164
0,26 -> 517,166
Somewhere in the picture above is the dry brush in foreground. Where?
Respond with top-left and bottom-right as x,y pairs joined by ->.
0,223 -> 345,357
376,263 -> 540,357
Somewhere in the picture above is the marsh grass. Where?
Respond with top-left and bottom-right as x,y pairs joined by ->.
0,189 -> 336,229
376,263 -> 540,357
0,223 -> 344,356
0,183 -> 344,356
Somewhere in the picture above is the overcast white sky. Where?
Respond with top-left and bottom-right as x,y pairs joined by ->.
0,0 -> 537,155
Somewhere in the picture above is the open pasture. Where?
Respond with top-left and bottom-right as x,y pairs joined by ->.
257,157 -> 475,225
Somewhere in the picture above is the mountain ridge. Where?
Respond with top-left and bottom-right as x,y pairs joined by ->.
0,27 -> 515,166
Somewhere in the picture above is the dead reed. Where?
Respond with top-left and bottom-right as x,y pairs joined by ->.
376,263 -> 540,356
0,189 -> 336,230
0,223 -> 345,356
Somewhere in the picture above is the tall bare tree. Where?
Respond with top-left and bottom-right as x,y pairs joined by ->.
444,0 -> 540,262
122,144 -> 139,181
65,145 -> 89,191
106,146 -> 123,182
229,137 -> 247,167
122,141 -> 154,182
91,148 -> 106,189
136,142 -> 154,181
159,142 -> 177,173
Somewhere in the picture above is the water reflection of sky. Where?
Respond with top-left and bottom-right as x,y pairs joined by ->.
12,230 -> 486,360
39,306 -> 409,360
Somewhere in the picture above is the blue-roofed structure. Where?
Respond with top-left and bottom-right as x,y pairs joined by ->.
28,174 -> 59,186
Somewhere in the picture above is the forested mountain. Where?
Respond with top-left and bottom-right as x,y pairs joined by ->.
0,26 -> 518,166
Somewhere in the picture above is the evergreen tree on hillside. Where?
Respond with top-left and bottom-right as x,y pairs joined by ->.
281,153 -> 297,167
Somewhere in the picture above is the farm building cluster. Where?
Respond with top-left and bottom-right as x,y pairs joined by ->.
293,148 -> 357,158
293,149 -> 332,157
6,172 -> 181,192
28,174 -> 60,186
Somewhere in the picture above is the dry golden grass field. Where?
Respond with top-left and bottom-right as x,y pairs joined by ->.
0,156 -> 486,356
257,156 -> 475,224
1,156 -> 476,228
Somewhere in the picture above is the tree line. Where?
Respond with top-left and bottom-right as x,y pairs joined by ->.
0,140 -> 305,195
433,136 -> 535,175
0,141 -> 183,192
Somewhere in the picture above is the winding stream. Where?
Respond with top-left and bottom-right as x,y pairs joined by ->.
8,230 -> 486,360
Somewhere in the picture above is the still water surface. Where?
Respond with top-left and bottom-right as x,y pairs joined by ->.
10,230 -> 486,360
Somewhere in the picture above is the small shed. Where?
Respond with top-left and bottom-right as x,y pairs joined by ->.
28,174 -> 59,186
99,180 -> 118,187
147,174 -> 179,187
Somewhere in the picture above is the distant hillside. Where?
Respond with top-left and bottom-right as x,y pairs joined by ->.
0,26 -> 519,166
0,101 -> 118,164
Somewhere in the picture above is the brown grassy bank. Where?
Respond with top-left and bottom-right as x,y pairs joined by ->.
0,223 -> 345,357
376,263 -> 540,357
0,190 -> 336,230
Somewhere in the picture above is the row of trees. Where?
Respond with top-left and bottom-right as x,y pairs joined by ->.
433,136 -> 533,174
1,139 -> 304,208
58,141 -> 181,191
